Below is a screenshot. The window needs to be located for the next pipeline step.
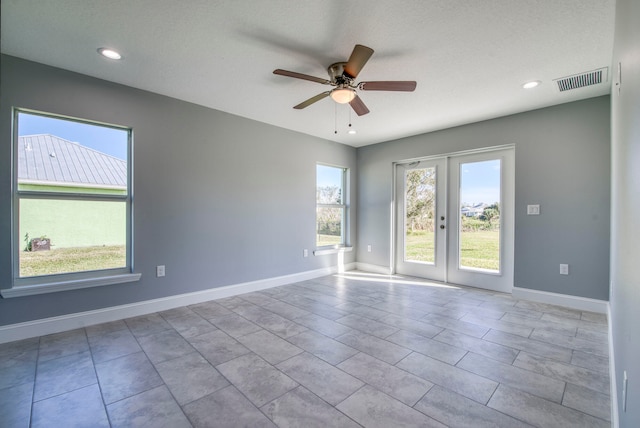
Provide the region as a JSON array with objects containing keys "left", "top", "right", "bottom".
[
  {"left": 316, "top": 164, "right": 348, "bottom": 248},
  {"left": 3, "top": 109, "right": 138, "bottom": 297}
]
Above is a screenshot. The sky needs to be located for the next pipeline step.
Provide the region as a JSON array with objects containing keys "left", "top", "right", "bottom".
[
  {"left": 460, "top": 159, "right": 501, "bottom": 205},
  {"left": 317, "top": 164, "right": 343, "bottom": 188},
  {"left": 18, "top": 112, "right": 128, "bottom": 160},
  {"left": 18, "top": 112, "right": 497, "bottom": 203}
]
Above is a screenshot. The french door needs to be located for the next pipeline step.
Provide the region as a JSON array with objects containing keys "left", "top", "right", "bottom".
[{"left": 395, "top": 148, "right": 514, "bottom": 293}]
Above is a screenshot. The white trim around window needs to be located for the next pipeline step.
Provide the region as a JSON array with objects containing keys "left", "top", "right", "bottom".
[{"left": 6, "top": 108, "right": 138, "bottom": 297}]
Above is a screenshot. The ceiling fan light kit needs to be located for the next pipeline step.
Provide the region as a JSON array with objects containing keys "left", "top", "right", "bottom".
[
  {"left": 330, "top": 87, "right": 356, "bottom": 104},
  {"left": 273, "top": 44, "right": 417, "bottom": 116}
]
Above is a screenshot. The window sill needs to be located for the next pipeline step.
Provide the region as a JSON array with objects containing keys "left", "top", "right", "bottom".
[
  {"left": 313, "top": 246, "right": 353, "bottom": 256},
  {"left": 0, "top": 273, "right": 142, "bottom": 298}
]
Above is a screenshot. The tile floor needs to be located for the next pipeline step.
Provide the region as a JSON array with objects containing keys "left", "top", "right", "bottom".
[{"left": 0, "top": 272, "right": 611, "bottom": 427}]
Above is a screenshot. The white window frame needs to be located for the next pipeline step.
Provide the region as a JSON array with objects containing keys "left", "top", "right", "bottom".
[
  {"left": 1, "top": 108, "right": 140, "bottom": 298},
  {"left": 315, "top": 163, "right": 349, "bottom": 251}
]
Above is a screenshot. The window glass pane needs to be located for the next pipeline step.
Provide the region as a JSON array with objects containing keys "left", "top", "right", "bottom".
[
  {"left": 19, "top": 199, "right": 127, "bottom": 277},
  {"left": 17, "top": 112, "right": 128, "bottom": 194},
  {"left": 316, "top": 207, "right": 343, "bottom": 247},
  {"left": 15, "top": 110, "right": 131, "bottom": 281},
  {"left": 459, "top": 159, "right": 501, "bottom": 271},
  {"left": 316, "top": 164, "right": 343, "bottom": 204},
  {"left": 316, "top": 164, "right": 346, "bottom": 247},
  {"left": 404, "top": 167, "right": 436, "bottom": 264}
]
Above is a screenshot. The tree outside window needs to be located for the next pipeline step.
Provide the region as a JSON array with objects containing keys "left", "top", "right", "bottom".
[{"left": 316, "top": 164, "right": 347, "bottom": 247}]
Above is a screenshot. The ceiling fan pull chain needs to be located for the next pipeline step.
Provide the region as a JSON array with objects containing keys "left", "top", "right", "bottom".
[
  {"left": 348, "top": 108, "right": 356, "bottom": 134},
  {"left": 334, "top": 102, "right": 338, "bottom": 134}
]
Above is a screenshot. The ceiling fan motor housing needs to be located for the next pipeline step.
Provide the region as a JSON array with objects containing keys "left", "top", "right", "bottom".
[{"left": 328, "top": 62, "right": 353, "bottom": 86}]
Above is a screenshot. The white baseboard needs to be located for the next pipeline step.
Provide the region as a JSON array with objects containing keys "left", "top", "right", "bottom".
[
  {"left": 608, "top": 303, "right": 619, "bottom": 427},
  {"left": 355, "top": 262, "right": 392, "bottom": 275},
  {"left": 0, "top": 263, "right": 356, "bottom": 344},
  {"left": 512, "top": 287, "right": 608, "bottom": 314}
]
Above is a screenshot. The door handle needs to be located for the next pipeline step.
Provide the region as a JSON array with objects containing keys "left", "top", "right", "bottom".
[{"left": 440, "top": 225, "right": 445, "bottom": 229}]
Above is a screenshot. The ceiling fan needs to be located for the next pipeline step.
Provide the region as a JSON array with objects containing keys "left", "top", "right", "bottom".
[{"left": 273, "top": 44, "right": 416, "bottom": 116}]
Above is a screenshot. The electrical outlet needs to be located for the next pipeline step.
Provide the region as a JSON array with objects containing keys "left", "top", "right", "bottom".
[
  {"left": 367, "top": 244, "right": 372, "bottom": 252},
  {"left": 156, "top": 265, "right": 165, "bottom": 277},
  {"left": 303, "top": 249, "right": 308, "bottom": 258},
  {"left": 559, "top": 264, "right": 569, "bottom": 275}
]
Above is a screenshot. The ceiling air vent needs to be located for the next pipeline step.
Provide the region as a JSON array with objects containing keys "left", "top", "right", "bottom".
[{"left": 554, "top": 67, "right": 608, "bottom": 92}]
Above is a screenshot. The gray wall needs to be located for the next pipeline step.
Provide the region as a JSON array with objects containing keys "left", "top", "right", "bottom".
[
  {"left": 357, "top": 97, "right": 610, "bottom": 301},
  {"left": 0, "top": 55, "right": 356, "bottom": 326},
  {"left": 610, "top": 0, "right": 640, "bottom": 424}
]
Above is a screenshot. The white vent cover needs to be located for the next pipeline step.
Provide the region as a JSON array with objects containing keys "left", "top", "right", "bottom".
[{"left": 554, "top": 67, "right": 608, "bottom": 92}]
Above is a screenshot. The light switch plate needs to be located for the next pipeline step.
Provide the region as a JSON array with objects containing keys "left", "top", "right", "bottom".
[{"left": 527, "top": 205, "right": 540, "bottom": 215}]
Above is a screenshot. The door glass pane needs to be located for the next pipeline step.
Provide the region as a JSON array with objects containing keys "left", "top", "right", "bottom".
[
  {"left": 19, "top": 199, "right": 127, "bottom": 277},
  {"left": 404, "top": 167, "right": 436, "bottom": 263},
  {"left": 459, "top": 159, "right": 501, "bottom": 271}
]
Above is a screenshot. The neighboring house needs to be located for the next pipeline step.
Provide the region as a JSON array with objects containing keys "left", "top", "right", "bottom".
[
  {"left": 461, "top": 203, "right": 488, "bottom": 217},
  {"left": 18, "top": 134, "right": 127, "bottom": 249}
]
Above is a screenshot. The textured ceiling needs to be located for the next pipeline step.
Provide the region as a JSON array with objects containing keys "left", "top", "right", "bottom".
[{"left": 1, "top": 0, "right": 615, "bottom": 147}]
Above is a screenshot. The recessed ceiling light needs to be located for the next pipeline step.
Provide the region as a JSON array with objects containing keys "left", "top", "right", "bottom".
[
  {"left": 98, "top": 48, "right": 122, "bottom": 60},
  {"left": 522, "top": 80, "right": 541, "bottom": 89},
  {"left": 348, "top": 129, "right": 357, "bottom": 135}
]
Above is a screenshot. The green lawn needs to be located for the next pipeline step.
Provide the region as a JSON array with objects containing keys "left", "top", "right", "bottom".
[
  {"left": 405, "top": 231, "right": 435, "bottom": 263},
  {"left": 20, "top": 245, "right": 126, "bottom": 277},
  {"left": 20, "top": 231, "right": 499, "bottom": 277},
  {"left": 459, "top": 230, "right": 500, "bottom": 270},
  {"left": 317, "top": 234, "right": 342, "bottom": 247},
  {"left": 405, "top": 230, "right": 499, "bottom": 270}
]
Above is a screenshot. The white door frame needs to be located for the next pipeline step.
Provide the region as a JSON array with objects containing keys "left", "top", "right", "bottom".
[
  {"left": 394, "top": 158, "right": 448, "bottom": 281},
  {"left": 391, "top": 145, "right": 515, "bottom": 293}
]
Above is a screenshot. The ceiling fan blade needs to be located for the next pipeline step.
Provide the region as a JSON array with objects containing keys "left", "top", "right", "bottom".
[
  {"left": 359, "top": 81, "right": 417, "bottom": 91},
  {"left": 274, "top": 69, "right": 330, "bottom": 85},
  {"left": 349, "top": 95, "right": 370, "bottom": 116},
  {"left": 293, "top": 91, "right": 331, "bottom": 109},
  {"left": 344, "top": 44, "right": 374, "bottom": 78}
]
